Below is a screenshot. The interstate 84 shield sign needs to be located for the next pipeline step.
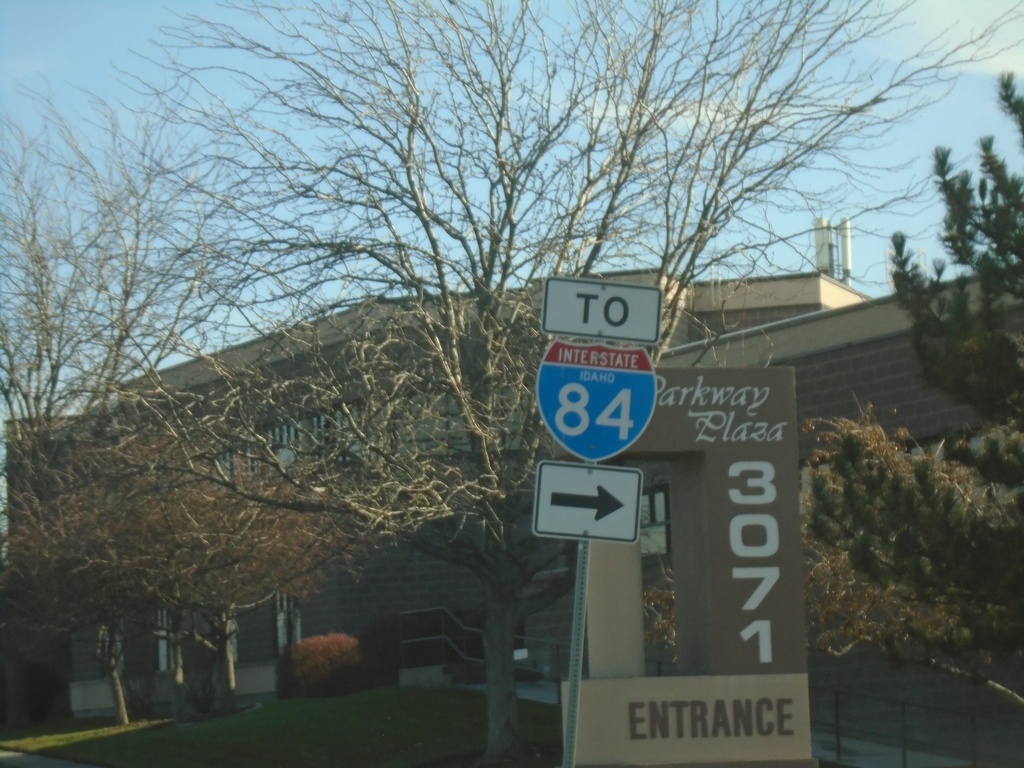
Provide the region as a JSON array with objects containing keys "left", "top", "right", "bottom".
[{"left": 536, "top": 340, "right": 656, "bottom": 462}]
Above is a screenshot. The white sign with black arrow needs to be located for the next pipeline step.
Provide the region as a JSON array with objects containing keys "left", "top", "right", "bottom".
[{"left": 533, "top": 461, "right": 642, "bottom": 544}]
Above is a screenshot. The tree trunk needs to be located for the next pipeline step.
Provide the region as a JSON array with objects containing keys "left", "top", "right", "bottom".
[
  {"left": 170, "top": 613, "right": 186, "bottom": 723},
  {"left": 106, "top": 657, "right": 129, "bottom": 726},
  {"left": 480, "top": 584, "right": 524, "bottom": 764},
  {"left": 218, "top": 613, "right": 237, "bottom": 712},
  {"left": 96, "top": 625, "right": 128, "bottom": 725}
]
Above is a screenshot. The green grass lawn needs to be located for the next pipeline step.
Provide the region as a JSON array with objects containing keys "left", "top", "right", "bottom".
[
  {"left": 0, "top": 687, "right": 850, "bottom": 768},
  {"left": 0, "top": 687, "right": 562, "bottom": 768}
]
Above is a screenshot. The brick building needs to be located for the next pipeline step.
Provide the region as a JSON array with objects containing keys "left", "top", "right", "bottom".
[{"left": 63, "top": 270, "right": 1001, "bottom": 721}]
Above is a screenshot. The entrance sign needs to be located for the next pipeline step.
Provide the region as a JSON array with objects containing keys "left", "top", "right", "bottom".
[
  {"left": 534, "top": 461, "right": 642, "bottom": 543},
  {"left": 536, "top": 340, "right": 656, "bottom": 462},
  {"left": 542, "top": 277, "right": 663, "bottom": 343},
  {"left": 569, "top": 366, "right": 817, "bottom": 768},
  {"left": 566, "top": 674, "right": 812, "bottom": 766}
]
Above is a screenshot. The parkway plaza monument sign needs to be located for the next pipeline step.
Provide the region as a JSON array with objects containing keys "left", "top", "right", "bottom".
[
  {"left": 534, "top": 277, "right": 817, "bottom": 768},
  {"left": 574, "top": 365, "right": 817, "bottom": 768}
]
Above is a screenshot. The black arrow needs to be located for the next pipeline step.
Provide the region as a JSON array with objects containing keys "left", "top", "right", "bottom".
[{"left": 550, "top": 486, "right": 624, "bottom": 521}]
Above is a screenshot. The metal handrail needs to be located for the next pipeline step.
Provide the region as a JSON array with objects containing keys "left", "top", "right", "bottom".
[
  {"left": 398, "top": 606, "right": 668, "bottom": 682},
  {"left": 399, "top": 607, "right": 485, "bottom": 669},
  {"left": 809, "top": 684, "right": 1024, "bottom": 768}
]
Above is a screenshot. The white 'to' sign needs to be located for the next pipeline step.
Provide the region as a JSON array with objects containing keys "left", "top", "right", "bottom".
[{"left": 542, "top": 277, "right": 662, "bottom": 344}]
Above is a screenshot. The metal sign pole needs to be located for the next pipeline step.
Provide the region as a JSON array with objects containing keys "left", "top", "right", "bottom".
[
  {"left": 562, "top": 538, "right": 590, "bottom": 768},
  {"left": 536, "top": 278, "right": 664, "bottom": 768}
]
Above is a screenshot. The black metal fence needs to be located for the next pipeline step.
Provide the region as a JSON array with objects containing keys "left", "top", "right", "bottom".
[
  {"left": 398, "top": 611, "right": 1023, "bottom": 767},
  {"left": 810, "top": 686, "right": 1024, "bottom": 768},
  {"left": 398, "top": 607, "right": 485, "bottom": 669},
  {"left": 398, "top": 607, "right": 565, "bottom": 683}
]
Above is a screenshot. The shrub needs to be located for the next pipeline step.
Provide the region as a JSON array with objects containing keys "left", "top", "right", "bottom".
[{"left": 276, "top": 634, "right": 366, "bottom": 699}]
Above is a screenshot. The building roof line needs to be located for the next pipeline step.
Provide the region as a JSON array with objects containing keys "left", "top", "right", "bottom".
[{"left": 663, "top": 290, "right": 904, "bottom": 363}]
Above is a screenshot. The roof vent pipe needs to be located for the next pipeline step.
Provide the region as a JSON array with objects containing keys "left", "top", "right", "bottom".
[
  {"left": 812, "top": 217, "right": 854, "bottom": 285},
  {"left": 838, "top": 218, "right": 853, "bottom": 284},
  {"left": 814, "top": 218, "right": 832, "bottom": 273}
]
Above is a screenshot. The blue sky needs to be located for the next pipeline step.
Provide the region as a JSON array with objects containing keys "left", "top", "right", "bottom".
[{"left": 3, "top": 0, "right": 1024, "bottom": 297}]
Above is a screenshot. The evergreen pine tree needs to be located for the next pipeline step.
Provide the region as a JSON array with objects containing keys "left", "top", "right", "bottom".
[{"left": 807, "top": 75, "right": 1024, "bottom": 705}]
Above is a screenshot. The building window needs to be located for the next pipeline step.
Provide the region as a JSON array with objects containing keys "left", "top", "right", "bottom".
[
  {"left": 269, "top": 422, "right": 300, "bottom": 466},
  {"left": 310, "top": 411, "right": 336, "bottom": 461},
  {"left": 97, "top": 623, "right": 124, "bottom": 675},
  {"left": 310, "top": 413, "right": 328, "bottom": 446},
  {"left": 156, "top": 608, "right": 174, "bottom": 672},
  {"left": 275, "top": 593, "right": 301, "bottom": 654},
  {"left": 640, "top": 486, "right": 669, "bottom": 557},
  {"left": 215, "top": 449, "right": 235, "bottom": 479}
]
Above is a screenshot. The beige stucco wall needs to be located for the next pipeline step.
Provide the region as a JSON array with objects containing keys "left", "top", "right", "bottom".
[{"left": 689, "top": 274, "right": 865, "bottom": 314}]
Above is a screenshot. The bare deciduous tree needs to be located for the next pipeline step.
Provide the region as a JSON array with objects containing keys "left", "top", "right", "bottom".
[
  {"left": 126, "top": 436, "right": 346, "bottom": 720},
  {"left": 147, "top": 1, "right": 1012, "bottom": 759},
  {"left": 0, "top": 102, "right": 216, "bottom": 724}
]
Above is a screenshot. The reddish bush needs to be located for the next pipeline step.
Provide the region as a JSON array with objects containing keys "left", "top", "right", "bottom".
[{"left": 276, "top": 634, "right": 366, "bottom": 699}]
